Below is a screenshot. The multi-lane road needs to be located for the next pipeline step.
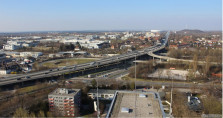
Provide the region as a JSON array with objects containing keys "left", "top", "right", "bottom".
[{"left": 0, "top": 32, "right": 170, "bottom": 87}]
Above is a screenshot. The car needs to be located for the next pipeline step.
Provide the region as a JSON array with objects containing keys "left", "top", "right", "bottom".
[
  {"left": 103, "top": 75, "right": 108, "bottom": 77},
  {"left": 0, "top": 77, "right": 5, "bottom": 79},
  {"left": 90, "top": 62, "right": 96, "bottom": 65},
  {"left": 25, "top": 76, "right": 30, "bottom": 79},
  {"left": 193, "top": 81, "right": 198, "bottom": 84},
  {"left": 17, "top": 78, "right": 21, "bottom": 80},
  {"left": 66, "top": 81, "right": 72, "bottom": 84},
  {"left": 49, "top": 69, "right": 53, "bottom": 71}
]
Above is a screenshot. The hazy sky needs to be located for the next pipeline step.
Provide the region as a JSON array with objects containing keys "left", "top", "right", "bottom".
[{"left": 0, "top": 0, "right": 221, "bottom": 32}]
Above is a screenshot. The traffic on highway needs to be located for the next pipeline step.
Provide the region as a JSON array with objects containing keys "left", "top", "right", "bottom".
[{"left": 0, "top": 32, "right": 170, "bottom": 86}]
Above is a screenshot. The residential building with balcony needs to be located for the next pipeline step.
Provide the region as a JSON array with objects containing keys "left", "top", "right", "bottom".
[{"left": 48, "top": 88, "right": 81, "bottom": 117}]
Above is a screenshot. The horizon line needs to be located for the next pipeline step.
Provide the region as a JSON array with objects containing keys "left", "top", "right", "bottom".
[{"left": 0, "top": 29, "right": 222, "bottom": 34}]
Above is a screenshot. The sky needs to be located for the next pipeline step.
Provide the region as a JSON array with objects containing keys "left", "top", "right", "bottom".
[{"left": 0, "top": 0, "right": 222, "bottom": 32}]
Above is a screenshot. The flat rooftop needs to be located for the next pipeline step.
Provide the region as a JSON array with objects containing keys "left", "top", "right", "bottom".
[
  {"left": 49, "top": 88, "right": 80, "bottom": 96},
  {"left": 107, "top": 91, "right": 164, "bottom": 118}
]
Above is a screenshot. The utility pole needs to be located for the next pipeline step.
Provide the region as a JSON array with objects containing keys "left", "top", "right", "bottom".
[
  {"left": 170, "top": 76, "right": 173, "bottom": 117},
  {"left": 97, "top": 79, "right": 100, "bottom": 118},
  {"left": 134, "top": 54, "right": 137, "bottom": 118},
  {"left": 135, "top": 54, "right": 136, "bottom": 90}
]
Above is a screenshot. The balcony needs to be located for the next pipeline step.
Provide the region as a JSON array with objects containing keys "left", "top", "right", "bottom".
[{"left": 69, "top": 98, "right": 74, "bottom": 101}]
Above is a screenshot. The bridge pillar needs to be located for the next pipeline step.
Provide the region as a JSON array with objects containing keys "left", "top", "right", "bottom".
[{"left": 152, "top": 56, "right": 155, "bottom": 65}]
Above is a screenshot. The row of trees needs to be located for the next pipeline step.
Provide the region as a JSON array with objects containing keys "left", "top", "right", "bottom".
[
  {"left": 168, "top": 48, "right": 222, "bottom": 64},
  {"left": 128, "top": 60, "right": 154, "bottom": 78},
  {"left": 90, "top": 79, "right": 135, "bottom": 90},
  {"left": 13, "top": 104, "right": 53, "bottom": 117},
  {"left": 59, "top": 42, "right": 81, "bottom": 51},
  {"left": 166, "top": 89, "right": 221, "bottom": 117},
  {"left": 170, "top": 91, "right": 198, "bottom": 117},
  {"left": 128, "top": 56, "right": 220, "bottom": 81},
  {"left": 0, "top": 82, "right": 57, "bottom": 117}
]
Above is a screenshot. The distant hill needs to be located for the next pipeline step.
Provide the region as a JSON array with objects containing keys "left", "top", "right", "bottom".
[{"left": 177, "top": 29, "right": 205, "bottom": 34}]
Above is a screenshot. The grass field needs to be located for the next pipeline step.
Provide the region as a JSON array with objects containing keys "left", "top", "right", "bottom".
[{"left": 42, "top": 58, "right": 97, "bottom": 68}]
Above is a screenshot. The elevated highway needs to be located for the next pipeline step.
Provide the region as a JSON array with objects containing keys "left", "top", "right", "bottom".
[{"left": 0, "top": 32, "right": 170, "bottom": 87}]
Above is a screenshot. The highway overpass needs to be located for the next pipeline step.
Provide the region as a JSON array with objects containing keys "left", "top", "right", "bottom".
[
  {"left": 0, "top": 32, "right": 170, "bottom": 87},
  {"left": 148, "top": 51, "right": 221, "bottom": 66}
]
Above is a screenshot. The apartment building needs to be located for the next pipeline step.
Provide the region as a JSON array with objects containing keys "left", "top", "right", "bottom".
[{"left": 48, "top": 88, "right": 81, "bottom": 117}]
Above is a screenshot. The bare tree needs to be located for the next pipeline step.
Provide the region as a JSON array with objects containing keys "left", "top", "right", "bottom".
[
  {"left": 157, "top": 69, "right": 163, "bottom": 80},
  {"left": 192, "top": 54, "right": 198, "bottom": 77},
  {"left": 203, "top": 55, "right": 210, "bottom": 79},
  {"left": 13, "top": 107, "right": 29, "bottom": 117},
  {"left": 166, "top": 69, "right": 172, "bottom": 80}
]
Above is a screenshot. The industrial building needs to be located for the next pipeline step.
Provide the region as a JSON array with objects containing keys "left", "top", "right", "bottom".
[
  {"left": 48, "top": 88, "right": 81, "bottom": 117},
  {"left": 19, "top": 52, "right": 43, "bottom": 58},
  {"left": 3, "top": 40, "right": 37, "bottom": 50},
  {"left": 60, "top": 38, "right": 109, "bottom": 49},
  {"left": 106, "top": 91, "right": 165, "bottom": 118}
]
